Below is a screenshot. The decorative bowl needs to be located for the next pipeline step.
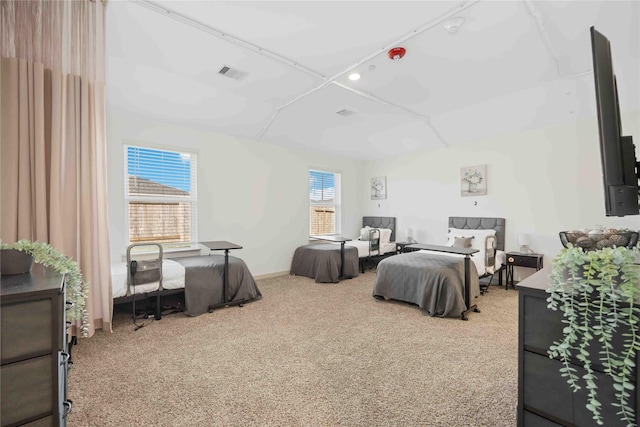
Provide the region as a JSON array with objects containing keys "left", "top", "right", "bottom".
[{"left": 559, "top": 230, "right": 639, "bottom": 251}]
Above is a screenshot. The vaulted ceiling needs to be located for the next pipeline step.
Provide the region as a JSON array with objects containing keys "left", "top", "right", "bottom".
[{"left": 106, "top": 1, "right": 640, "bottom": 160}]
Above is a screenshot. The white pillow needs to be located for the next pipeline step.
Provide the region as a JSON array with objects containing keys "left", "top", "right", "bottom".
[
  {"left": 359, "top": 226, "right": 372, "bottom": 241},
  {"left": 378, "top": 228, "right": 392, "bottom": 244}
]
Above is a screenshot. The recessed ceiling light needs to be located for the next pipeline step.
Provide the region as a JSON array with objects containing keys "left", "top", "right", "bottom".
[{"left": 348, "top": 72, "right": 361, "bottom": 81}]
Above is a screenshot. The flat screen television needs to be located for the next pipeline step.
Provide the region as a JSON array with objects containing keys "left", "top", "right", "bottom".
[{"left": 590, "top": 26, "right": 639, "bottom": 217}]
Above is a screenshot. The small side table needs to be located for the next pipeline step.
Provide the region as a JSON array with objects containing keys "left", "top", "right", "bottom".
[{"left": 505, "top": 252, "right": 543, "bottom": 290}]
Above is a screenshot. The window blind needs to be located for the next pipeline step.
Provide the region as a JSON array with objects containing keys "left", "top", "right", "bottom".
[
  {"left": 309, "top": 169, "right": 340, "bottom": 236},
  {"left": 126, "top": 146, "right": 197, "bottom": 245}
]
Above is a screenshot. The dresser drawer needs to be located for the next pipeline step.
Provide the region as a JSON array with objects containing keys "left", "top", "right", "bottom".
[
  {"left": 522, "top": 294, "right": 564, "bottom": 351},
  {"left": 508, "top": 254, "right": 541, "bottom": 268},
  {"left": 1, "top": 299, "right": 58, "bottom": 361},
  {"left": 523, "top": 410, "right": 563, "bottom": 426},
  {"left": 1, "top": 355, "right": 54, "bottom": 425},
  {"left": 523, "top": 352, "right": 574, "bottom": 423}
]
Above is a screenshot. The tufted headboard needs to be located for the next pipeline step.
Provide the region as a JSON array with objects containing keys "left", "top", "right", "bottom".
[
  {"left": 363, "top": 216, "right": 396, "bottom": 242},
  {"left": 448, "top": 217, "right": 505, "bottom": 251}
]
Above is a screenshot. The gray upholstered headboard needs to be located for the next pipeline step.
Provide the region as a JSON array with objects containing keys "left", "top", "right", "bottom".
[
  {"left": 363, "top": 216, "right": 396, "bottom": 242},
  {"left": 448, "top": 217, "right": 505, "bottom": 251}
]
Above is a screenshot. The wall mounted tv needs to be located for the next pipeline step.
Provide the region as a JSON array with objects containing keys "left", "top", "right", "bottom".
[{"left": 591, "top": 26, "right": 639, "bottom": 217}]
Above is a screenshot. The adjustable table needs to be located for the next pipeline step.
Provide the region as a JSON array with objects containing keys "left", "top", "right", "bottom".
[
  {"left": 200, "top": 241, "right": 243, "bottom": 310},
  {"left": 310, "top": 235, "right": 352, "bottom": 280}
]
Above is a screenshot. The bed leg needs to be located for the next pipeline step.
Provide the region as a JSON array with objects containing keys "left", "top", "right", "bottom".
[{"left": 155, "top": 294, "right": 161, "bottom": 320}]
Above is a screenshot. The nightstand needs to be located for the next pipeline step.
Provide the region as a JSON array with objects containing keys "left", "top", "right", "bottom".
[
  {"left": 505, "top": 252, "right": 543, "bottom": 289},
  {"left": 395, "top": 242, "right": 416, "bottom": 254}
]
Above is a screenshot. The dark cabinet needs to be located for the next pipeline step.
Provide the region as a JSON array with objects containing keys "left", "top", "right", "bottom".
[
  {"left": 518, "top": 268, "right": 640, "bottom": 426},
  {"left": 1, "top": 264, "right": 71, "bottom": 426}
]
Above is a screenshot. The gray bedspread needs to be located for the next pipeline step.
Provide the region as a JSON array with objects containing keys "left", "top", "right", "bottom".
[
  {"left": 290, "top": 244, "right": 359, "bottom": 283},
  {"left": 174, "top": 255, "right": 262, "bottom": 316},
  {"left": 372, "top": 252, "right": 480, "bottom": 318}
]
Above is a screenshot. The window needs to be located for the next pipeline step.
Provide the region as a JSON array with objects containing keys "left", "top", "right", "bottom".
[
  {"left": 309, "top": 169, "right": 341, "bottom": 236},
  {"left": 125, "top": 145, "right": 197, "bottom": 246}
]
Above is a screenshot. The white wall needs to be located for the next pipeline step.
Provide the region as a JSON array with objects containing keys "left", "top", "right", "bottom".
[
  {"left": 361, "top": 111, "right": 640, "bottom": 280},
  {"left": 107, "top": 110, "right": 364, "bottom": 276},
  {"left": 107, "top": 108, "right": 640, "bottom": 279}
]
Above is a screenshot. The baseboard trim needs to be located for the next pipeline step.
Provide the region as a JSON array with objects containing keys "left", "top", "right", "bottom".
[{"left": 254, "top": 270, "right": 290, "bottom": 280}]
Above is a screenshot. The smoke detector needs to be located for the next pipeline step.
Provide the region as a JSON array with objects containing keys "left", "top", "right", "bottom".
[{"left": 444, "top": 17, "right": 465, "bottom": 34}]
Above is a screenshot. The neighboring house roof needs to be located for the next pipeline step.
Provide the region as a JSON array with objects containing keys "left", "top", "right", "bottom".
[{"left": 128, "top": 175, "right": 189, "bottom": 197}]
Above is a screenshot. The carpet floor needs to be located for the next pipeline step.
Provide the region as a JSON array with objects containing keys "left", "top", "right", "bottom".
[{"left": 67, "top": 271, "right": 519, "bottom": 426}]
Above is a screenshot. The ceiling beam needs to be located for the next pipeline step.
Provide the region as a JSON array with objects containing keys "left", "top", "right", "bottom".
[
  {"left": 333, "top": 82, "right": 448, "bottom": 147},
  {"left": 133, "top": 0, "right": 474, "bottom": 148},
  {"left": 522, "top": 0, "right": 592, "bottom": 79},
  {"left": 259, "top": 0, "right": 480, "bottom": 141},
  {"left": 131, "top": 0, "right": 326, "bottom": 80}
]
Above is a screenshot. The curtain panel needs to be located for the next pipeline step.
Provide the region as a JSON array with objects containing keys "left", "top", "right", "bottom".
[{"left": 0, "top": 0, "right": 112, "bottom": 335}]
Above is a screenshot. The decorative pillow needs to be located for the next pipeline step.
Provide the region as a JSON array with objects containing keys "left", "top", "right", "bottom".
[
  {"left": 359, "top": 226, "right": 372, "bottom": 241},
  {"left": 452, "top": 236, "right": 473, "bottom": 249},
  {"left": 446, "top": 228, "right": 496, "bottom": 248}
]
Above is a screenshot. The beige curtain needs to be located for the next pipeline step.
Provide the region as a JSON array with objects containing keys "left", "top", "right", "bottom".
[{"left": 0, "top": 0, "right": 112, "bottom": 335}]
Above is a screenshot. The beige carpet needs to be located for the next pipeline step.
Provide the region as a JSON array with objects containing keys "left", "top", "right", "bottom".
[{"left": 67, "top": 271, "right": 519, "bottom": 426}]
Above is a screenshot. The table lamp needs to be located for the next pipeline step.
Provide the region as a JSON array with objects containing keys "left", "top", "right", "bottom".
[
  {"left": 518, "top": 233, "right": 531, "bottom": 253},
  {"left": 406, "top": 228, "right": 415, "bottom": 243}
]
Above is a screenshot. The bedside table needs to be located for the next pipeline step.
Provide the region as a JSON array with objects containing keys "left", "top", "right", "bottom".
[
  {"left": 505, "top": 252, "right": 543, "bottom": 290},
  {"left": 395, "top": 242, "right": 417, "bottom": 254}
]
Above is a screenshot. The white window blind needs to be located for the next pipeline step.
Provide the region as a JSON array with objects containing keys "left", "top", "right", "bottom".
[
  {"left": 309, "top": 169, "right": 340, "bottom": 236},
  {"left": 125, "top": 145, "right": 197, "bottom": 246}
]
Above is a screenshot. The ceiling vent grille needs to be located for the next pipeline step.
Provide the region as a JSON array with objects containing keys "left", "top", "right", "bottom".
[
  {"left": 218, "top": 65, "right": 248, "bottom": 81},
  {"left": 336, "top": 107, "right": 357, "bottom": 117}
]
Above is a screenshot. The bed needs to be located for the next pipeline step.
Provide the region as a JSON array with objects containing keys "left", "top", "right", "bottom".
[
  {"left": 112, "top": 244, "right": 261, "bottom": 319},
  {"left": 348, "top": 216, "right": 397, "bottom": 272},
  {"left": 289, "top": 216, "right": 396, "bottom": 283},
  {"left": 372, "top": 216, "right": 506, "bottom": 320}
]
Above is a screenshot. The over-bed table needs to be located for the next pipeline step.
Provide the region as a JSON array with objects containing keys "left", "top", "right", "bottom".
[{"left": 310, "top": 235, "right": 353, "bottom": 280}]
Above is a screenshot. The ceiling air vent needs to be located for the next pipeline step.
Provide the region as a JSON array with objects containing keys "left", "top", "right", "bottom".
[
  {"left": 336, "top": 107, "right": 357, "bottom": 117},
  {"left": 218, "top": 65, "right": 248, "bottom": 81}
]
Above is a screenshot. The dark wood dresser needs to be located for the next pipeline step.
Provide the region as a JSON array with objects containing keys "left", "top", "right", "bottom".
[
  {"left": 518, "top": 267, "right": 640, "bottom": 426},
  {"left": 1, "top": 264, "right": 72, "bottom": 426}
]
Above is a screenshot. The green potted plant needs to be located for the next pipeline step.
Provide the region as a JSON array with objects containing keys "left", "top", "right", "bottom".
[
  {"left": 1, "top": 240, "right": 89, "bottom": 337},
  {"left": 547, "top": 244, "right": 640, "bottom": 426}
]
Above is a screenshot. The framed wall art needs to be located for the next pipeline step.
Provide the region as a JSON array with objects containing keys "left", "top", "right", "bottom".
[
  {"left": 460, "top": 165, "right": 487, "bottom": 196},
  {"left": 371, "top": 176, "right": 387, "bottom": 200}
]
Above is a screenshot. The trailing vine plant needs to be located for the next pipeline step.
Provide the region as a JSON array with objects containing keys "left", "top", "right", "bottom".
[
  {"left": 547, "top": 245, "right": 640, "bottom": 427},
  {"left": 1, "top": 240, "right": 90, "bottom": 337}
]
